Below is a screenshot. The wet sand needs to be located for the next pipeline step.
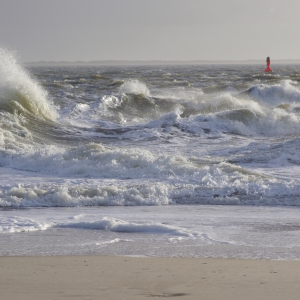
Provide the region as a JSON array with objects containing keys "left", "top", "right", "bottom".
[{"left": 1, "top": 256, "right": 300, "bottom": 300}]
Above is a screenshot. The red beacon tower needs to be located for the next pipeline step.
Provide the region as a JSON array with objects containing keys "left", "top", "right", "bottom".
[{"left": 264, "top": 57, "right": 273, "bottom": 72}]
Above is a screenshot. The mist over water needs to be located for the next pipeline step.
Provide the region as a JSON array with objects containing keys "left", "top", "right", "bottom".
[{"left": 1, "top": 50, "right": 300, "bottom": 208}]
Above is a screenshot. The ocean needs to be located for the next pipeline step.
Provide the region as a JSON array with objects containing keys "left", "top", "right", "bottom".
[{"left": 1, "top": 49, "right": 300, "bottom": 259}]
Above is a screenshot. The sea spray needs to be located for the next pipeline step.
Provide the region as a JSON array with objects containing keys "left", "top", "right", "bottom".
[{"left": 0, "top": 48, "right": 57, "bottom": 120}]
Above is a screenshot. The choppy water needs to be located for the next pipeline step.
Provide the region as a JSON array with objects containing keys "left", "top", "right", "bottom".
[{"left": 1, "top": 48, "right": 300, "bottom": 258}]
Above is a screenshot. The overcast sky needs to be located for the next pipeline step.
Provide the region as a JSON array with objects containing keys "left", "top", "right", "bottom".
[{"left": 0, "top": 0, "right": 299, "bottom": 62}]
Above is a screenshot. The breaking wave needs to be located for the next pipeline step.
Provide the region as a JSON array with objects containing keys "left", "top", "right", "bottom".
[{"left": 0, "top": 48, "right": 57, "bottom": 120}]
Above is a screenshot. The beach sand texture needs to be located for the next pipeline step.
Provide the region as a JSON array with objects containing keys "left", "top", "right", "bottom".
[{"left": 1, "top": 256, "right": 300, "bottom": 300}]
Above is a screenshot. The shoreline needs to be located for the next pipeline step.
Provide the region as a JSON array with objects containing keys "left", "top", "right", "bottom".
[{"left": 1, "top": 256, "right": 300, "bottom": 299}]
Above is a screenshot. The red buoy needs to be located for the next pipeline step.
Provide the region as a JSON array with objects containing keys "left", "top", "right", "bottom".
[{"left": 264, "top": 56, "right": 272, "bottom": 72}]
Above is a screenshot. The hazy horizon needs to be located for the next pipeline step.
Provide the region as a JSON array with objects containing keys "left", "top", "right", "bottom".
[
  {"left": 1, "top": 0, "right": 299, "bottom": 62},
  {"left": 24, "top": 59, "right": 300, "bottom": 67}
]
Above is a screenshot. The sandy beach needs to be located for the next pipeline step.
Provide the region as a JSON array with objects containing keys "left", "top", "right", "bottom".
[{"left": 0, "top": 256, "right": 299, "bottom": 300}]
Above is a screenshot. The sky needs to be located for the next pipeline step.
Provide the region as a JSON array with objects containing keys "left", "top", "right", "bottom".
[{"left": 0, "top": 0, "right": 299, "bottom": 62}]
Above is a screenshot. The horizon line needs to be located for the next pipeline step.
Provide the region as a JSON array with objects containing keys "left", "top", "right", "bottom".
[{"left": 24, "top": 59, "right": 300, "bottom": 66}]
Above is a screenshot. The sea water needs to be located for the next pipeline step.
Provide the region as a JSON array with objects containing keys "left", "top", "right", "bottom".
[{"left": 1, "top": 48, "right": 300, "bottom": 259}]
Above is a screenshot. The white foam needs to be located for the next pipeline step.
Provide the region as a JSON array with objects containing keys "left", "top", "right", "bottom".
[
  {"left": 59, "top": 217, "right": 193, "bottom": 237},
  {"left": 0, "top": 212, "right": 194, "bottom": 237},
  {"left": 101, "top": 95, "right": 122, "bottom": 108},
  {"left": 0, "top": 216, "right": 51, "bottom": 233},
  {"left": 95, "top": 238, "right": 130, "bottom": 246},
  {"left": 1, "top": 154, "right": 300, "bottom": 207},
  {"left": 1, "top": 181, "right": 172, "bottom": 207}
]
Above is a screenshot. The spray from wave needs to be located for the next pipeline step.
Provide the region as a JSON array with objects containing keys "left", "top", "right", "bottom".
[
  {"left": 119, "top": 79, "right": 150, "bottom": 96},
  {"left": 0, "top": 48, "right": 57, "bottom": 120}
]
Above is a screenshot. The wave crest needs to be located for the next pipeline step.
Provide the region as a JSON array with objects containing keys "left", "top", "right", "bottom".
[
  {"left": 0, "top": 48, "right": 57, "bottom": 120},
  {"left": 119, "top": 79, "right": 150, "bottom": 97}
]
